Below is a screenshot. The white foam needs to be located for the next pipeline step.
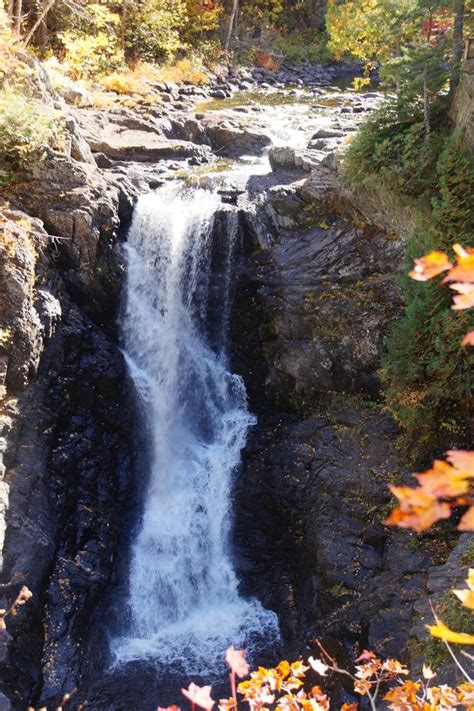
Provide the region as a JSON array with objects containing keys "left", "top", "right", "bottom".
[{"left": 113, "top": 184, "right": 279, "bottom": 673}]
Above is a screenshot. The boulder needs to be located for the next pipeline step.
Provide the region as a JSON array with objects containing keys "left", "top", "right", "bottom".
[
  {"left": 78, "top": 117, "right": 211, "bottom": 162},
  {"left": 203, "top": 121, "right": 272, "bottom": 157},
  {"left": 58, "top": 80, "right": 93, "bottom": 107},
  {"left": 312, "top": 128, "right": 345, "bottom": 139},
  {"left": 268, "top": 146, "right": 321, "bottom": 172}
]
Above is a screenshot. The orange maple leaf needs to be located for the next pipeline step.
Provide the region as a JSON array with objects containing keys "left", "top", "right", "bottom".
[
  {"left": 409, "top": 251, "right": 452, "bottom": 281},
  {"left": 461, "top": 330, "right": 474, "bottom": 346},
  {"left": 443, "top": 244, "right": 474, "bottom": 284},
  {"left": 385, "top": 486, "right": 451, "bottom": 531},
  {"left": 459, "top": 506, "right": 474, "bottom": 531},
  {"left": 450, "top": 282, "right": 474, "bottom": 310},
  {"left": 414, "top": 459, "right": 471, "bottom": 498},
  {"left": 446, "top": 450, "right": 474, "bottom": 475}
]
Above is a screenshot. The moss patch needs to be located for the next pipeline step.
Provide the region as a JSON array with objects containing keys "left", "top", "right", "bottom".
[{"left": 195, "top": 89, "right": 312, "bottom": 112}]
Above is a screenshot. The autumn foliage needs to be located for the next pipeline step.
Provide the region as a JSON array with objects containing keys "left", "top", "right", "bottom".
[
  {"left": 386, "top": 243, "right": 474, "bottom": 534},
  {"left": 155, "top": 642, "right": 474, "bottom": 711},
  {"left": 254, "top": 51, "right": 280, "bottom": 72},
  {"left": 409, "top": 245, "right": 474, "bottom": 328},
  {"left": 385, "top": 450, "right": 473, "bottom": 532}
]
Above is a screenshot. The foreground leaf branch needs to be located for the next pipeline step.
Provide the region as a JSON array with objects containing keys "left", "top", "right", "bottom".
[{"left": 153, "top": 644, "right": 474, "bottom": 711}]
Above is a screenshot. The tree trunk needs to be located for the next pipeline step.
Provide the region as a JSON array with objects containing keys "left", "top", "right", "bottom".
[
  {"left": 14, "top": 0, "right": 22, "bottom": 35},
  {"left": 7, "top": 0, "right": 14, "bottom": 23},
  {"left": 121, "top": 0, "right": 127, "bottom": 53},
  {"left": 449, "top": 0, "right": 464, "bottom": 94},
  {"left": 423, "top": 69, "right": 431, "bottom": 138},
  {"left": 224, "top": 0, "right": 239, "bottom": 52},
  {"left": 23, "top": 0, "right": 56, "bottom": 46},
  {"left": 35, "top": 0, "right": 50, "bottom": 46}
]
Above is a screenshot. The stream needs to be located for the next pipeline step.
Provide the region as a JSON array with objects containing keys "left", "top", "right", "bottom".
[{"left": 82, "top": 84, "right": 382, "bottom": 708}]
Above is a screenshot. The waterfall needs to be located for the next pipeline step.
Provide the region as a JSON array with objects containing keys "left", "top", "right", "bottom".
[{"left": 113, "top": 183, "right": 278, "bottom": 674}]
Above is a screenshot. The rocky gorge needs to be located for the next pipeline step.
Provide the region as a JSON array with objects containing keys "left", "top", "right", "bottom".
[{"left": 0, "top": 57, "right": 472, "bottom": 710}]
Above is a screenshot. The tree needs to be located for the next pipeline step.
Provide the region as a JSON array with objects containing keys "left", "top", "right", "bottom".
[
  {"left": 326, "top": 0, "right": 419, "bottom": 76},
  {"left": 123, "top": 0, "right": 188, "bottom": 63},
  {"left": 23, "top": 0, "right": 57, "bottom": 47},
  {"left": 382, "top": 41, "right": 448, "bottom": 134},
  {"left": 449, "top": 0, "right": 465, "bottom": 93},
  {"left": 224, "top": 0, "right": 239, "bottom": 51},
  {"left": 327, "top": 0, "right": 464, "bottom": 108}
]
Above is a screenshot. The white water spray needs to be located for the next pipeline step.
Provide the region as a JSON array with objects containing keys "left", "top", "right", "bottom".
[{"left": 113, "top": 183, "right": 278, "bottom": 673}]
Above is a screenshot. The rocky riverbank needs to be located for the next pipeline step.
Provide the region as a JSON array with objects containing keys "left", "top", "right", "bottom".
[{"left": 0, "top": 57, "right": 469, "bottom": 709}]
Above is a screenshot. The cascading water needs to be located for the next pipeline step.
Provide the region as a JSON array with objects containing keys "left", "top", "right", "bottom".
[{"left": 113, "top": 183, "right": 279, "bottom": 674}]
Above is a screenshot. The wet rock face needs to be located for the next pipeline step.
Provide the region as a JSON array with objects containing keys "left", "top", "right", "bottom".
[
  {"left": 0, "top": 57, "right": 464, "bottom": 708},
  {"left": 0, "top": 140, "right": 134, "bottom": 705},
  {"left": 233, "top": 166, "right": 404, "bottom": 410},
  {"left": 234, "top": 406, "right": 432, "bottom": 669},
  {"left": 230, "top": 167, "right": 434, "bottom": 689},
  {"left": 0, "top": 302, "right": 132, "bottom": 707},
  {"left": 0, "top": 212, "right": 61, "bottom": 391}
]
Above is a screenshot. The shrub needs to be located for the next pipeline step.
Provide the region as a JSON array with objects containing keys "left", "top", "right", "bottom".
[
  {"left": 343, "top": 99, "right": 447, "bottom": 198},
  {"left": 59, "top": 32, "right": 124, "bottom": 79},
  {"left": 156, "top": 58, "right": 209, "bottom": 85},
  {"left": 0, "top": 86, "right": 62, "bottom": 168},
  {"left": 272, "top": 30, "right": 330, "bottom": 64},
  {"left": 353, "top": 120, "right": 474, "bottom": 460},
  {"left": 99, "top": 73, "right": 149, "bottom": 95}
]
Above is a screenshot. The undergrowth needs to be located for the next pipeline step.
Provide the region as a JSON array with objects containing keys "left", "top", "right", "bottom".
[
  {"left": 0, "top": 19, "right": 63, "bottom": 171},
  {"left": 343, "top": 100, "right": 474, "bottom": 462}
]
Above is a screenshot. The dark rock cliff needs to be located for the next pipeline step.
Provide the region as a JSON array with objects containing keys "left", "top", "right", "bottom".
[
  {"left": 0, "top": 156, "right": 135, "bottom": 706},
  {"left": 230, "top": 162, "right": 466, "bottom": 692}
]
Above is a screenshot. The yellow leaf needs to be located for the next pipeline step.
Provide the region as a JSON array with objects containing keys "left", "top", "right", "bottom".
[
  {"left": 453, "top": 588, "right": 474, "bottom": 610},
  {"left": 276, "top": 661, "right": 291, "bottom": 679},
  {"left": 427, "top": 619, "right": 474, "bottom": 645}
]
